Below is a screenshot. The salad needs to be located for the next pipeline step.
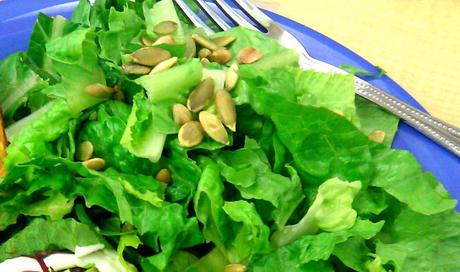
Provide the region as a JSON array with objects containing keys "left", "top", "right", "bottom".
[{"left": 1, "top": 0, "right": 459, "bottom": 271}]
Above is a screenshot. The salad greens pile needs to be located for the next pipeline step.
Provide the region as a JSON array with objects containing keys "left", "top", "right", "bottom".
[{"left": 0, "top": 0, "right": 459, "bottom": 271}]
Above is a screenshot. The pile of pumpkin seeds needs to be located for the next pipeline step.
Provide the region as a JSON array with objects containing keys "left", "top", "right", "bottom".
[
  {"left": 123, "top": 20, "right": 180, "bottom": 75},
  {"left": 122, "top": 20, "right": 266, "bottom": 147},
  {"left": 76, "top": 140, "right": 106, "bottom": 171},
  {"left": 174, "top": 76, "right": 237, "bottom": 148}
]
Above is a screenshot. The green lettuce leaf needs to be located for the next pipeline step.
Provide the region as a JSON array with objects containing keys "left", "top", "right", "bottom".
[
  {"left": 250, "top": 220, "right": 383, "bottom": 271},
  {"left": 27, "top": 13, "right": 78, "bottom": 81},
  {"left": 222, "top": 200, "right": 271, "bottom": 262},
  {"left": 211, "top": 27, "right": 299, "bottom": 69},
  {"left": 217, "top": 138, "right": 304, "bottom": 229},
  {"left": 271, "top": 177, "right": 362, "bottom": 248},
  {"left": 117, "top": 234, "right": 141, "bottom": 272},
  {"left": 5, "top": 27, "right": 107, "bottom": 169},
  {"left": 120, "top": 92, "right": 167, "bottom": 163},
  {"left": 164, "top": 139, "right": 202, "bottom": 205},
  {"left": 98, "top": 6, "right": 144, "bottom": 64},
  {"left": 0, "top": 218, "right": 107, "bottom": 262},
  {"left": 242, "top": 81, "right": 456, "bottom": 215},
  {"left": 355, "top": 96, "right": 399, "bottom": 146},
  {"left": 371, "top": 148, "right": 457, "bottom": 215},
  {"left": 0, "top": 52, "right": 48, "bottom": 124},
  {"left": 143, "top": 0, "right": 185, "bottom": 43},
  {"left": 135, "top": 59, "right": 203, "bottom": 102},
  {"left": 376, "top": 208, "right": 460, "bottom": 272},
  {"left": 194, "top": 160, "right": 270, "bottom": 263},
  {"left": 237, "top": 66, "right": 359, "bottom": 125},
  {"left": 166, "top": 251, "right": 199, "bottom": 272},
  {"left": 78, "top": 100, "right": 159, "bottom": 175}
]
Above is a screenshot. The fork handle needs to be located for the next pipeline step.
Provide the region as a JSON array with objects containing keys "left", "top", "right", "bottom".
[
  {"left": 302, "top": 55, "right": 460, "bottom": 156},
  {"left": 353, "top": 77, "right": 460, "bottom": 156}
]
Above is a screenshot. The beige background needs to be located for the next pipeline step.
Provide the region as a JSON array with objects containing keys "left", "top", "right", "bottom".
[{"left": 254, "top": 0, "right": 460, "bottom": 128}]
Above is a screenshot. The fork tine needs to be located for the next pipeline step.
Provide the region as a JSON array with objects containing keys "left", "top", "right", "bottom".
[
  {"left": 194, "top": 0, "right": 231, "bottom": 31},
  {"left": 174, "top": 0, "right": 215, "bottom": 35},
  {"left": 233, "top": 0, "right": 273, "bottom": 29},
  {"left": 215, "top": 0, "right": 258, "bottom": 30}
]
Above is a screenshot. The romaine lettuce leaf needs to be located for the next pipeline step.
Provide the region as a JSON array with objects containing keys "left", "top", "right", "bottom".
[
  {"left": 135, "top": 59, "right": 203, "bottom": 102},
  {"left": 0, "top": 218, "right": 108, "bottom": 262},
  {"left": 0, "top": 52, "right": 48, "bottom": 125},
  {"left": 143, "top": 0, "right": 185, "bottom": 43},
  {"left": 194, "top": 160, "right": 271, "bottom": 263},
  {"left": 98, "top": 6, "right": 144, "bottom": 64},
  {"left": 212, "top": 27, "right": 299, "bottom": 69},
  {"left": 5, "top": 27, "right": 107, "bottom": 169},
  {"left": 217, "top": 138, "right": 304, "bottom": 229},
  {"left": 120, "top": 92, "right": 167, "bottom": 163},
  {"left": 376, "top": 208, "right": 460, "bottom": 272},
  {"left": 27, "top": 13, "right": 79, "bottom": 81},
  {"left": 78, "top": 100, "right": 159, "bottom": 175},
  {"left": 250, "top": 220, "right": 383, "bottom": 271},
  {"left": 242, "top": 82, "right": 456, "bottom": 215},
  {"left": 355, "top": 96, "right": 399, "bottom": 146},
  {"left": 237, "top": 66, "right": 359, "bottom": 125}
]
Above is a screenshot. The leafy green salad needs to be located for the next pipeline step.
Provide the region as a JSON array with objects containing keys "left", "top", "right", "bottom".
[{"left": 1, "top": 0, "right": 459, "bottom": 271}]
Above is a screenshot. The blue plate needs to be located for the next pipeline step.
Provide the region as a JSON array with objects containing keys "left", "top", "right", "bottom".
[{"left": 1, "top": 0, "right": 459, "bottom": 205}]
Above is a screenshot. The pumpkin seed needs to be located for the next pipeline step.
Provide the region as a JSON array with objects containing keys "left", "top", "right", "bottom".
[
  {"left": 83, "top": 158, "right": 106, "bottom": 171},
  {"left": 172, "top": 103, "right": 193, "bottom": 125},
  {"left": 150, "top": 57, "right": 178, "bottom": 74},
  {"left": 215, "top": 90, "right": 236, "bottom": 132},
  {"left": 368, "top": 130, "right": 386, "bottom": 143},
  {"left": 153, "top": 20, "right": 178, "bottom": 35},
  {"left": 212, "top": 35, "right": 236, "bottom": 47},
  {"left": 209, "top": 48, "right": 232, "bottom": 65},
  {"left": 178, "top": 121, "right": 204, "bottom": 147},
  {"left": 224, "top": 263, "right": 247, "bottom": 272},
  {"left": 200, "top": 58, "right": 210, "bottom": 66},
  {"left": 187, "top": 78, "right": 215, "bottom": 112},
  {"left": 76, "top": 141, "right": 94, "bottom": 161},
  {"left": 152, "top": 35, "right": 175, "bottom": 46},
  {"left": 334, "top": 110, "right": 344, "bottom": 116},
  {"left": 225, "top": 63, "right": 239, "bottom": 91},
  {"left": 131, "top": 47, "right": 171, "bottom": 66},
  {"left": 122, "top": 63, "right": 152, "bottom": 75},
  {"left": 84, "top": 83, "right": 114, "bottom": 98},
  {"left": 89, "top": 112, "right": 97, "bottom": 121},
  {"left": 199, "top": 111, "right": 229, "bottom": 145},
  {"left": 155, "top": 168, "right": 171, "bottom": 184},
  {"left": 113, "top": 85, "right": 125, "bottom": 101},
  {"left": 237, "top": 47, "right": 262, "bottom": 64},
  {"left": 198, "top": 48, "right": 212, "bottom": 59},
  {"left": 184, "top": 36, "right": 197, "bottom": 57},
  {"left": 142, "top": 35, "right": 154, "bottom": 46},
  {"left": 192, "top": 34, "right": 218, "bottom": 50}
]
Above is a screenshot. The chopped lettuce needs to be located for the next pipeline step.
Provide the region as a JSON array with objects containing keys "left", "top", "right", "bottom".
[
  {"left": 98, "top": 6, "right": 144, "bottom": 64},
  {"left": 143, "top": 0, "right": 185, "bottom": 43},
  {"left": 0, "top": 218, "right": 108, "bottom": 262},
  {"left": 0, "top": 52, "right": 48, "bottom": 124},
  {"left": 217, "top": 138, "right": 304, "bottom": 229},
  {"left": 27, "top": 13, "right": 79, "bottom": 81},
  {"left": 120, "top": 92, "right": 168, "bottom": 163},
  {"left": 78, "top": 100, "right": 158, "bottom": 174},
  {"left": 135, "top": 59, "right": 203, "bottom": 102},
  {"left": 271, "top": 177, "right": 361, "bottom": 247},
  {"left": 376, "top": 208, "right": 460, "bottom": 271},
  {"left": 0, "top": 0, "right": 459, "bottom": 271},
  {"left": 355, "top": 96, "right": 399, "bottom": 146},
  {"left": 212, "top": 27, "right": 299, "bottom": 69}
]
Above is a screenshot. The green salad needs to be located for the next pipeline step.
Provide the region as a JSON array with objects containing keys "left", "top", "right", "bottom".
[{"left": 1, "top": 0, "right": 459, "bottom": 271}]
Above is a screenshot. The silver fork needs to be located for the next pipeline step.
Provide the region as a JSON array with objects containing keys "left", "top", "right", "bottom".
[{"left": 175, "top": 0, "right": 460, "bottom": 156}]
